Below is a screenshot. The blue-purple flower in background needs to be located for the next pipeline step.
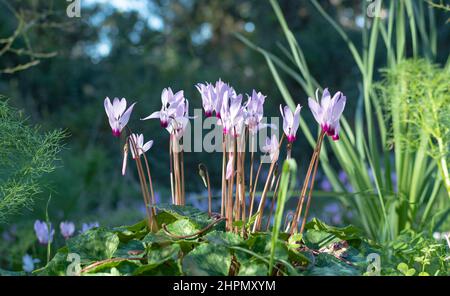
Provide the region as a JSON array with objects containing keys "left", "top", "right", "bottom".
[
  {"left": 81, "top": 222, "right": 99, "bottom": 233},
  {"left": 320, "top": 178, "right": 332, "bottom": 192},
  {"left": 60, "top": 221, "right": 75, "bottom": 239},
  {"left": 22, "top": 254, "right": 40, "bottom": 273},
  {"left": 323, "top": 202, "right": 343, "bottom": 225},
  {"left": 34, "top": 220, "right": 54, "bottom": 245}
]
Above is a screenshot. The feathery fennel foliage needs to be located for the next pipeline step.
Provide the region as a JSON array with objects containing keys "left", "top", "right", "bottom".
[
  {"left": 376, "top": 59, "right": 450, "bottom": 198},
  {"left": 0, "top": 98, "right": 64, "bottom": 223}
]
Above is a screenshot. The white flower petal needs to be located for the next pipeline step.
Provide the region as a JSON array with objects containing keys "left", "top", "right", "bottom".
[
  {"left": 308, "top": 97, "right": 322, "bottom": 125},
  {"left": 119, "top": 102, "right": 135, "bottom": 130},
  {"left": 142, "top": 140, "right": 153, "bottom": 152},
  {"left": 141, "top": 111, "right": 160, "bottom": 121}
]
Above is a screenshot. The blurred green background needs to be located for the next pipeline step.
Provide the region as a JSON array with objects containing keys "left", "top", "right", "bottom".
[{"left": 0, "top": 0, "right": 449, "bottom": 269}]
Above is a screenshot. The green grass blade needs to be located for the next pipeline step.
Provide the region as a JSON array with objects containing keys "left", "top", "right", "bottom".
[{"left": 269, "top": 159, "right": 297, "bottom": 275}]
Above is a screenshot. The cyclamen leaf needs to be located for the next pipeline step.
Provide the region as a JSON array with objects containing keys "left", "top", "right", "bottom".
[
  {"left": 182, "top": 244, "right": 231, "bottom": 276},
  {"left": 67, "top": 228, "right": 120, "bottom": 263}
]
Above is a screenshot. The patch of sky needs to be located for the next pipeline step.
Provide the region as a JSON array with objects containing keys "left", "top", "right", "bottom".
[
  {"left": 191, "top": 22, "right": 212, "bottom": 46},
  {"left": 82, "top": 0, "right": 164, "bottom": 60},
  {"left": 244, "top": 22, "right": 255, "bottom": 33}
]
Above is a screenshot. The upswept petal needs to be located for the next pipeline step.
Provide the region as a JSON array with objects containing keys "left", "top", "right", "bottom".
[
  {"left": 138, "top": 134, "right": 144, "bottom": 147},
  {"left": 308, "top": 97, "right": 322, "bottom": 125},
  {"left": 113, "top": 98, "right": 127, "bottom": 118},
  {"left": 283, "top": 106, "right": 294, "bottom": 125},
  {"left": 161, "top": 88, "right": 168, "bottom": 105},
  {"left": 291, "top": 104, "right": 302, "bottom": 136},
  {"left": 119, "top": 102, "right": 136, "bottom": 129},
  {"left": 320, "top": 88, "right": 331, "bottom": 109},
  {"left": 141, "top": 111, "right": 161, "bottom": 121},
  {"left": 104, "top": 97, "right": 114, "bottom": 119},
  {"left": 142, "top": 140, "right": 153, "bottom": 152},
  {"left": 172, "top": 90, "right": 184, "bottom": 104},
  {"left": 330, "top": 92, "right": 346, "bottom": 123}
]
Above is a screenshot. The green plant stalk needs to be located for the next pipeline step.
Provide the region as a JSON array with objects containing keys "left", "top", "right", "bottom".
[
  {"left": 269, "top": 159, "right": 297, "bottom": 275},
  {"left": 266, "top": 174, "right": 281, "bottom": 231},
  {"left": 437, "top": 137, "right": 450, "bottom": 198},
  {"left": 252, "top": 159, "right": 277, "bottom": 232},
  {"left": 45, "top": 195, "right": 52, "bottom": 264}
]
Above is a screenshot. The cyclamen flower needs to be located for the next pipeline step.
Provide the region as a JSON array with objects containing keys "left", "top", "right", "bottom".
[
  {"left": 214, "top": 79, "right": 230, "bottom": 119},
  {"left": 308, "top": 88, "right": 346, "bottom": 141},
  {"left": 245, "top": 90, "right": 266, "bottom": 134},
  {"left": 123, "top": 133, "right": 153, "bottom": 176},
  {"left": 129, "top": 133, "right": 153, "bottom": 159},
  {"left": 59, "top": 221, "right": 75, "bottom": 239},
  {"left": 104, "top": 97, "right": 136, "bottom": 137},
  {"left": 280, "top": 104, "right": 302, "bottom": 143},
  {"left": 221, "top": 89, "right": 245, "bottom": 137},
  {"left": 141, "top": 88, "right": 184, "bottom": 128},
  {"left": 261, "top": 134, "right": 280, "bottom": 162},
  {"left": 22, "top": 254, "right": 40, "bottom": 273},
  {"left": 34, "top": 220, "right": 54, "bottom": 245},
  {"left": 80, "top": 222, "right": 99, "bottom": 233},
  {"left": 169, "top": 98, "right": 192, "bottom": 140},
  {"left": 195, "top": 82, "right": 215, "bottom": 117}
]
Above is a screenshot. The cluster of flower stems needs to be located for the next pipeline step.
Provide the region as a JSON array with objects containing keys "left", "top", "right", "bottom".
[{"left": 126, "top": 125, "right": 326, "bottom": 238}]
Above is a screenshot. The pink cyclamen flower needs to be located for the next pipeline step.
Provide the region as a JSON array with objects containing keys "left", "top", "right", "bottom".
[
  {"left": 220, "top": 88, "right": 245, "bottom": 137},
  {"left": 195, "top": 82, "right": 215, "bottom": 117},
  {"left": 308, "top": 88, "right": 346, "bottom": 141},
  {"left": 104, "top": 97, "right": 136, "bottom": 137},
  {"left": 213, "top": 79, "right": 231, "bottom": 119},
  {"left": 167, "top": 98, "right": 193, "bottom": 140},
  {"left": 129, "top": 133, "right": 153, "bottom": 159},
  {"left": 59, "top": 221, "right": 75, "bottom": 239},
  {"left": 141, "top": 88, "right": 184, "bottom": 128},
  {"left": 279, "top": 104, "right": 302, "bottom": 143},
  {"left": 261, "top": 134, "right": 280, "bottom": 162},
  {"left": 244, "top": 90, "right": 266, "bottom": 134},
  {"left": 34, "top": 220, "right": 54, "bottom": 245},
  {"left": 122, "top": 133, "right": 153, "bottom": 175}
]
